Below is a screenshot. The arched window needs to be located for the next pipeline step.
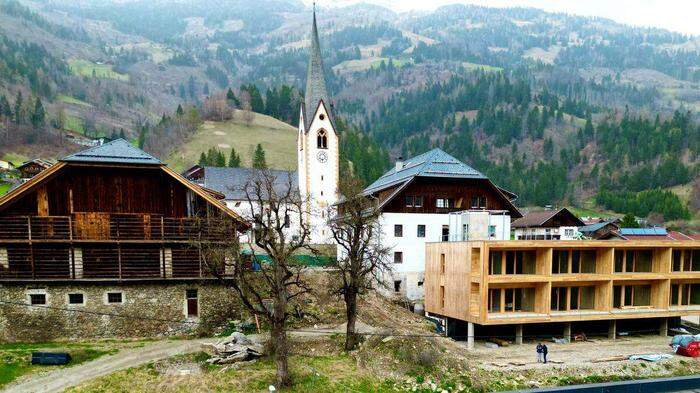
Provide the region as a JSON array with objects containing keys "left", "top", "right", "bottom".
[{"left": 317, "top": 129, "right": 328, "bottom": 149}]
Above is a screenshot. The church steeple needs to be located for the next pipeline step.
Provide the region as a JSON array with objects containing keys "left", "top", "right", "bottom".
[{"left": 303, "top": 3, "right": 331, "bottom": 129}]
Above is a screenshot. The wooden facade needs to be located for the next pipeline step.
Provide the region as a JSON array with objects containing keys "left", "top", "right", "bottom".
[
  {"left": 425, "top": 240, "right": 700, "bottom": 326},
  {"left": 377, "top": 177, "right": 521, "bottom": 217},
  {"left": 0, "top": 155, "right": 246, "bottom": 282}
]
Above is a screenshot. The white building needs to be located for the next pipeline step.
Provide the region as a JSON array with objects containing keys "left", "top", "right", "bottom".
[
  {"left": 183, "top": 8, "right": 338, "bottom": 245},
  {"left": 362, "top": 149, "right": 522, "bottom": 300},
  {"left": 511, "top": 208, "right": 585, "bottom": 240}
]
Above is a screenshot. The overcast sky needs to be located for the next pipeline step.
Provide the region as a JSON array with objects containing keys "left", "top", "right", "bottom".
[{"left": 309, "top": 0, "right": 700, "bottom": 36}]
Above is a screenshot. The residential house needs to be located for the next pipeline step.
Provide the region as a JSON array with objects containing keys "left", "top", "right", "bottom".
[
  {"left": 16, "top": 159, "right": 54, "bottom": 180},
  {"left": 362, "top": 148, "right": 521, "bottom": 300},
  {"left": 0, "top": 140, "right": 248, "bottom": 342},
  {"left": 512, "top": 208, "right": 585, "bottom": 240}
]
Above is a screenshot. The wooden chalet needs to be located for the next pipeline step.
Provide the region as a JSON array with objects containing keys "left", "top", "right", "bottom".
[
  {"left": 16, "top": 159, "right": 54, "bottom": 179},
  {"left": 0, "top": 139, "right": 247, "bottom": 282}
]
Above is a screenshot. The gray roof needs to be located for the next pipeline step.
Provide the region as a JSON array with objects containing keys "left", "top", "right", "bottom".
[
  {"left": 200, "top": 167, "right": 298, "bottom": 200},
  {"left": 303, "top": 7, "right": 332, "bottom": 129},
  {"left": 363, "top": 148, "right": 486, "bottom": 195},
  {"left": 578, "top": 220, "right": 617, "bottom": 233},
  {"left": 61, "top": 139, "right": 161, "bottom": 165}
]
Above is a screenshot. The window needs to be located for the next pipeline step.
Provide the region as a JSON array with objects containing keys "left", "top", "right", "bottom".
[
  {"left": 394, "top": 251, "right": 403, "bottom": 264},
  {"left": 670, "top": 284, "right": 700, "bottom": 307},
  {"left": 673, "top": 250, "right": 698, "bottom": 272},
  {"left": 439, "top": 285, "right": 445, "bottom": 308},
  {"left": 462, "top": 224, "right": 469, "bottom": 240},
  {"left": 614, "top": 250, "right": 653, "bottom": 273},
  {"left": 394, "top": 280, "right": 402, "bottom": 292},
  {"left": 317, "top": 129, "right": 328, "bottom": 149},
  {"left": 29, "top": 293, "right": 46, "bottom": 305},
  {"left": 488, "top": 225, "right": 496, "bottom": 238},
  {"left": 440, "top": 253, "right": 446, "bottom": 274},
  {"left": 489, "top": 287, "right": 535, "bottom": 313},
  {"left": 564, "top": 228, "right": 575, "bottom": 237},
  {"left": 417, "top": 224, "right": 426, "bottom": 238},
  {"left": 491, "top": 250, "right": 536, "bottom": 275},
  {"left": 107, "top": 292, "right": 123, "bottom": 304},
  {"left": 319, "top": 114, "right": 325, "bottom": 121},
  {"left": 68, "top": 293, "right": 84, "bottom": 305},
  {"left": 613, "top": 285, "right": 652, "bottom": 308},
  {"left": 470, "top": 195, "right": 486, "bottom": 209},
  {"left": 284, "top": 214, "right": 290, "bottom": 228},
  {"left": 186, "top": 289, "right": 199, "bottom": 317},
  {"left": 441, "top": 225, "right": 449, "bottom": 242},
  {"left": 414, "top": 196, "right": 423, "bottom": 207},
  {"left": 436, "top": 198, "right": 454, "bottom": 209},
  {"left": 405, "top": 196, "right": 414, "bottom": 207},
  {"left": 394, "top": 224, "right": 403, "bottom": 237}
]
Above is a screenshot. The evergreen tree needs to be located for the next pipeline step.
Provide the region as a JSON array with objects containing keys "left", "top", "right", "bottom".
[
  {"left": 0, "top": 95, "right": 11, "bottom": 120},
  {"left": 199, "top": 152, "right": 208, "bottom": 166},
  {"left": 252, "top": 143, "right": 267, "bottom": 169},
  {"left": 228, "top": 148, "right": 241, "bottom": 167},
  {"left": 31, "top": 97, "right": 45, "bottom": 128},
  {"left": 14, "top": 91, "right": 23, "bottom": 124},
  {"left": 215, "top": 149, "right": 226, "bottom": 167},
  {"left": 226, "top": 88, "right": 239, "bottom": 106},
  {"left": 176, "top": 104, "right": 184, "bottom": 116},
  {"left": 620, "top": 213, "right": 639, "bottom": 228}
]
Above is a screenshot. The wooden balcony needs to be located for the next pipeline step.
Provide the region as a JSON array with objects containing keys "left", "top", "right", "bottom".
[{"left": 0, "top": 214, "right": 236, "bottom": 242}]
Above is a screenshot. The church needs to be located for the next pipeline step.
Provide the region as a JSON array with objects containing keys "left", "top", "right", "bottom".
[{"left": 185, "top": 8, "right": 339, "bottom": 245}]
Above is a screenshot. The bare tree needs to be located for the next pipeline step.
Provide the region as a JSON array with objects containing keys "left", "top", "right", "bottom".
[
  {"left": 202, "top": 92, "right": 232, "bottom": 121},
  {"left": 239, "top": 90, "right": 255, "bottom": 127},
  {"left": 329, "top": 176, "right": 391, "bottom": 351},
  {"left": 198, "top": 169, "right": 314, "bottom": 387}
]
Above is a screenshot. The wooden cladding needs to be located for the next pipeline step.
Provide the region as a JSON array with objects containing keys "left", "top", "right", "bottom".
[
  {"left": 425, "top": 241, "right": 700, "bottom": 326},
  {"left": 379, "top": 178, "right": 516, "bottom": 215}
]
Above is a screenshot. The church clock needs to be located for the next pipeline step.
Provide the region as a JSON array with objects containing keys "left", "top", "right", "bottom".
[{"left": 317, "top": 151, "right": 328, "bottom": 163}]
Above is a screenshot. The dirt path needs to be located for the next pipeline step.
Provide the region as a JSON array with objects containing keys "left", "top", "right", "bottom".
[{"left": 2, "top": 338, "right": 214, "bottom": 393}]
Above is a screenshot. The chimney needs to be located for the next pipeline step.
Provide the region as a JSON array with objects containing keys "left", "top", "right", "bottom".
[{"left": 395, "top": 156, "right": 404, "bottom": 171}]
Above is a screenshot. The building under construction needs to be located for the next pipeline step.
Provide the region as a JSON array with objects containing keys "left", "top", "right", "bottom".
[{"left": 425, "top": 240, "right": 700, "bottom": 348}]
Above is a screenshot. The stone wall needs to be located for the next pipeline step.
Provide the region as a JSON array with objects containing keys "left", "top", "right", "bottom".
[{"left": 0, "top": 282, "right": 244, "bottom": 342}]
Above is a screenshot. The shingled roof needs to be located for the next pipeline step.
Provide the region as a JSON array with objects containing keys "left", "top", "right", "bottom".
[
  {"left": 198, "top": 167, "right": 298, "bottom": 200},
  {"left": 61, "top": 139, "right": 161, "bottom": 165},
  {"left": 303, "top": 6, "right": 332, "bottom": 129},
  {"left": 511, "top": 207, "right": 584, "bottom": 228},
  {"left": 364, "top": 148, "right": 486, "bottom": 195}
]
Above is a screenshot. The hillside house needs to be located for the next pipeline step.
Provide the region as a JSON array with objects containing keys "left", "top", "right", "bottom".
[
  {"left": 16, "top": 159, "right": 54, "bottom": 180},
  {"left": 0, "top": 140, "right": 248, "bottom": 341},
  {"left": 512, "top": 208, "right": 585, "bottom": 240},
  {"left": 425, "top": 240, "right": 700, "bottom": 348},
  {"left": 362, "top": 148, "right": 521, "bottom": 300}
]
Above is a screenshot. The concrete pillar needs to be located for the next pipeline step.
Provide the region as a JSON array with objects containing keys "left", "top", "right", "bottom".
[
  {"left": 467, "top": 322, "right": 475, "bottom": 350},
  {"left": 563, "top": 322, "right": 572, "bottom": 343},
  {"left": 659, "top": 318, "right": 668, "bottom": 337},
  {"left": 608, "top": 320, "right": 617, "bottom": 340},
  {"left": 515, "top": 324, "right": 523, "bottom": 345}
]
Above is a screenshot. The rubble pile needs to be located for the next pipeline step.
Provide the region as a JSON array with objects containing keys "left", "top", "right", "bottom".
[{"left": 205, "top": 332, "right": 265, "bottom": 365}]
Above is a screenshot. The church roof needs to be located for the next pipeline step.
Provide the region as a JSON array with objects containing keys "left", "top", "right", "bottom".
[
  {"left": 363, "top": 148, "right": 486, "bottom": 195},
  {"left": 303, "top": 7, "right": 332, "bottom": 129},
  {"left": 61, "top": 139, "right": 162, "bottom": 165}
]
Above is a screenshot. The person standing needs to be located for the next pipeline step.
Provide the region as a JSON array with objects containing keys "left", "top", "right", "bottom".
[
  {"left": 536, "top": 343, "right": 543, "bottom": 363},
  {"left": 542, "top": 343, "right": 549, "bottom": 364}
]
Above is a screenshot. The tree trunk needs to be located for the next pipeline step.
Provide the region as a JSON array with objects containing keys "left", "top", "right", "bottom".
[
  {"left": 271, "top": 319, "right": 291, "bottom": 387},
  {"left": 344, "top": 288, "right": 360, "bottom": 351}
]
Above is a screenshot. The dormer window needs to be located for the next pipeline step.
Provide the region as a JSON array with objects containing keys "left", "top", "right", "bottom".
[{"left": 317, "top": 129, "right": 328, "bottom": 149}]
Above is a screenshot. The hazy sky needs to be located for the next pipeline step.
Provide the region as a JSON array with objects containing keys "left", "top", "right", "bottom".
[{"left": 310, "top": 0, "right": 700, "bottom": 36}]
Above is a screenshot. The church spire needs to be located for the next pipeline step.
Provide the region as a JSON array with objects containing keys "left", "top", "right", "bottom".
[{"left": 304, "top": 3, "right": 331, "bottom": 128}]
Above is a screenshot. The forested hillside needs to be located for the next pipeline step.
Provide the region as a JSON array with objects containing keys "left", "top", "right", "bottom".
[{"left": 0, "top": 0, "right": 697, "bottom": 226}]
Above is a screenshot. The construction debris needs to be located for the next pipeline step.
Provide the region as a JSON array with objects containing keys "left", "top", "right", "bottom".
[
  {"left": 629, "top": 354, "right": 673, "bottom": 362},
  {"left": 591, "top": 355, "right": 628, "bottom": 363},
  {"left": 204, "top": 332, "right": 265, "bottom": 365},
  {"left": 490, "top": 338, "right": 510, "bottom": 347}
]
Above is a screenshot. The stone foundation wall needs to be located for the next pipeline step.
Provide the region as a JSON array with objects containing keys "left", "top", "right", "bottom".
[{"left": 0, "top": 282, "right": 244, "bottom": 342}]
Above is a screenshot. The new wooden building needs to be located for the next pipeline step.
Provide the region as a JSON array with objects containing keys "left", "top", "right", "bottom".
[
  {"left": 0, "top": 140, "right": 248, "bottom": 341},
  {"left": 425, "top": 240, "right": 700, "bottom": 348}
]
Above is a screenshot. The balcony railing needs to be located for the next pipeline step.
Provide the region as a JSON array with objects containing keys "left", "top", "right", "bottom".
[{"left": 0, "top": 215, "right": 236, "bottom": 242}]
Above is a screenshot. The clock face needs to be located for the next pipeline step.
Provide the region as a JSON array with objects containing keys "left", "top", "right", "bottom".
[{"left": 317, "top": 151, "right": 328, "bottom": 163}]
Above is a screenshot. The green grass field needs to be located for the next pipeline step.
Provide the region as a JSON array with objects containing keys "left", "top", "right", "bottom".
[
  {"left": 0, "top": 182, "right": 11, "bottom": 196},
  {"left": 1, "top": 152, "right": 28, "bottom": 166},
  {"left": 0, "top": 342, "right": 118, "bottom": 388},
  {"left": 69, "top": 59, "right": 129, "bottom": 81},
  {"left": 57, "top": 94, "right": 92, "bottom": 107},
  {"left": 166, "top": 110, "right": 297, "bottom": 172},
  {"left": 64, "top": 115, "right": 86, "bottom": 134}
]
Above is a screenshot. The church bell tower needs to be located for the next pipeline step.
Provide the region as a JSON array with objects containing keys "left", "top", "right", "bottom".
[{"left": 297, "top": 4, "right": 339, "bottom": 243}]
